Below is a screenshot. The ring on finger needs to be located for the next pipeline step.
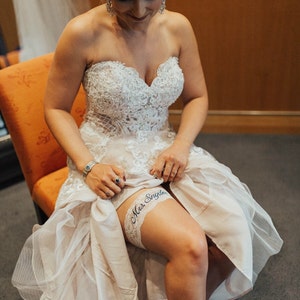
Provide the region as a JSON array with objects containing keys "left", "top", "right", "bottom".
[
  {"left": 171, "top": 170, "right": 178, "bottom": 177},
  {"left": 105, "top": 191, "right": 111, "bottom": 198},
  {"left": 115, "top": 177, "right": 120, "bottom": 184}
]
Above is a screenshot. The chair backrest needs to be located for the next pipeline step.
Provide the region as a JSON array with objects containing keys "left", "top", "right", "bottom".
[
  {"left": 0, "top": 53, "right": 86, "bottom": 193},
  {"left": 0, "top": 50, "right": 19, "bottom": 69}
]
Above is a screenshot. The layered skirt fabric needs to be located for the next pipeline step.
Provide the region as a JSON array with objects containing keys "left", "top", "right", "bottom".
[{"left": 12, "top": 130, "right": 283, "bottom": 299}]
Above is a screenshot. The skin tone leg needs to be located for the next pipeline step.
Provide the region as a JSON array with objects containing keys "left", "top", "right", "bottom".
[
  {"left": 166, "top": 186, "right": 236, "bottom": 298},
  {"left": 117, "top": 191, "right": 208, "bottom": 300},
  {"left": 206, "top": 238, "right": 235, "bottom": 299},
  {"left": 117, "top": 189, "right": 235, "bottom": 300}
]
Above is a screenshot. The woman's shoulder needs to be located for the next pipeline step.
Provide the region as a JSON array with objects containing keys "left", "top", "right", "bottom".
[
  {"left": 59, "top": 5, "right": 109, "bottom": 47},
  {"left": 163, "top": 10, "right": 194, "bottom": 36},
  {"left": 165, "top": 10, "right": 190, "bottom": 22}
]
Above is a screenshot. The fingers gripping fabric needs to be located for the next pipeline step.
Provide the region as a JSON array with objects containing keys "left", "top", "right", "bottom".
[{"left": 124, "top": 188, "right": 173, "bottom": 249}]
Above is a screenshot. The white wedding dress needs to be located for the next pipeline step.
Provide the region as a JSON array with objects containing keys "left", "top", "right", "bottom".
[{"left": 12, "top": 57, "right": 283, "bottom": 299}]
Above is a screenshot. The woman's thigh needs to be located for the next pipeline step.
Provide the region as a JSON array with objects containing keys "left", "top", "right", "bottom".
[{"left": 117, "top": 186, "right": 207, "bottom": 260}]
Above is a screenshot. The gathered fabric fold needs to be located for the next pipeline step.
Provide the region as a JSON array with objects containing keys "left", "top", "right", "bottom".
[
  {"left": 12, "top": 190, "right": 139, "bottom": 300},
  {"left": 12, "top": 146, "right": 283, "bottom": 300}
]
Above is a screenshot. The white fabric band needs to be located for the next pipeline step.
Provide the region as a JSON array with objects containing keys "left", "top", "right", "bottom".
[{"left": 124, "top": 187, "right": 173, "bottom": 249}]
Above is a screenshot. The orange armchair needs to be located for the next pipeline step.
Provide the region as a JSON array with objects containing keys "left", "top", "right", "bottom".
[
  {"left": 0, "top": 53, "right": 86, "bottom": 223},
  {"left": 0, "top": 50, "right": 20, "bottom": 69}
]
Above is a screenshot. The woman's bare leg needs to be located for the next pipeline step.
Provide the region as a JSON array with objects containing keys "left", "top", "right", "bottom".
[
  {"left": 117, "top": 190, "right": 208, "bottom": 300},
  {"left": 206, "top": 238, "right": 235, "bottom": 299}
]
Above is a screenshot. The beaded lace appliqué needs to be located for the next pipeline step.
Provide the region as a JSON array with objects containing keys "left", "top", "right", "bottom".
[
  {"left": 82, "top": 57, "right": 184, "bottom": 136},
  {"left": 60, "top": 57, "right": 185, "bottom": 190}
]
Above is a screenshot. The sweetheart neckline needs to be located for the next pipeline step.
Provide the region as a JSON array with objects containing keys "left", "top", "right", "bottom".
[{"left": 85, "top": 56, "right": 179, "bottom": 88}]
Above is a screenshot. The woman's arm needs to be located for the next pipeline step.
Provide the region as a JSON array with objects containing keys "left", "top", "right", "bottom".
[
  {"left": 151, "top": 13, "right": 208, "bottom": 182},
  {"left": 44, "top": 16, "right": 93, "bottom": 171},
  {"left": 175, "top": 13, "right": 208, "bottom": 146},
  {"left": 44, "top": 14, "right": 125, "bottom": 198}
]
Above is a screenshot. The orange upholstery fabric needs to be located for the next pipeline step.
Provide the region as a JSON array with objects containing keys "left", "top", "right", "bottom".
[
  {"left": 0, "top": 50, "right": 19, "bottom": 69},
  {"left": 0, "top": 56, "right": 9, "bottom": 69},
  {"left": 0, "top": 53, "right": 86, "bottom": 216},
  {"left": 32, "top": 167, "right": 69, "bottom": 216}
]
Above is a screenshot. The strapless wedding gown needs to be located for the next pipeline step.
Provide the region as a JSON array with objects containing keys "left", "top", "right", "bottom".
[{"left": 12, "top": 57, "right": 283, "bottom": 299}]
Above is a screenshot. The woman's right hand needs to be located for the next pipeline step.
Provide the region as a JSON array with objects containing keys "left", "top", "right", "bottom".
[{"left": 85, "top": 163, "right": 126, "bottom": 199}]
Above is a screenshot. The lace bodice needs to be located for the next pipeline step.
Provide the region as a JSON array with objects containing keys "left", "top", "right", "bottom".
[{"left": 82, "top": 57, "right": 184, "bottom": 136}]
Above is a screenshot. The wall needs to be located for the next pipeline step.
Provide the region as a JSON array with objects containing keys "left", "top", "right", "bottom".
[
  {"left": 1, "top": 0, "right": 299, "bottom": 117},
  {"left": 90, "top": 0, "right": 101, "bottom": 7},
  {"left": 0, "top": 0, "right": 18, "bottom": 51},
  {"left": 0, "top": 0, "right": 98, "bottom": 52},
  {"left": 167, "top": 0, "right": 300, "bottom": 112}
]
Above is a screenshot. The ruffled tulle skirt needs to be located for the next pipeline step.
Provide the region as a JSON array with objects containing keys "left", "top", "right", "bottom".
[{"left": 12, "top": 129, "right": 283, "bottom": 299}]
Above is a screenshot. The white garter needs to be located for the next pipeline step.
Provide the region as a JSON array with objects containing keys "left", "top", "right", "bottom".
[{"left": 124, "top": 187, "right": 173, "bottom": 249}]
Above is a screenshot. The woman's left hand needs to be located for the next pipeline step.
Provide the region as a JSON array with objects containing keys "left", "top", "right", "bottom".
[{"left": 150, "top": 141, "right": 190, "bottom": 182}]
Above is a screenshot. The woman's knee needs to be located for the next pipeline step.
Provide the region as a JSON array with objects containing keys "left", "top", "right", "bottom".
[{"left": 172, "top": 228, "right": 209, "bottom": 274}]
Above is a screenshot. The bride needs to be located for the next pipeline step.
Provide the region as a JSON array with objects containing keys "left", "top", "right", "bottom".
[{"left": 12, "top": 1, "right": 283, "bottom": 299}]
